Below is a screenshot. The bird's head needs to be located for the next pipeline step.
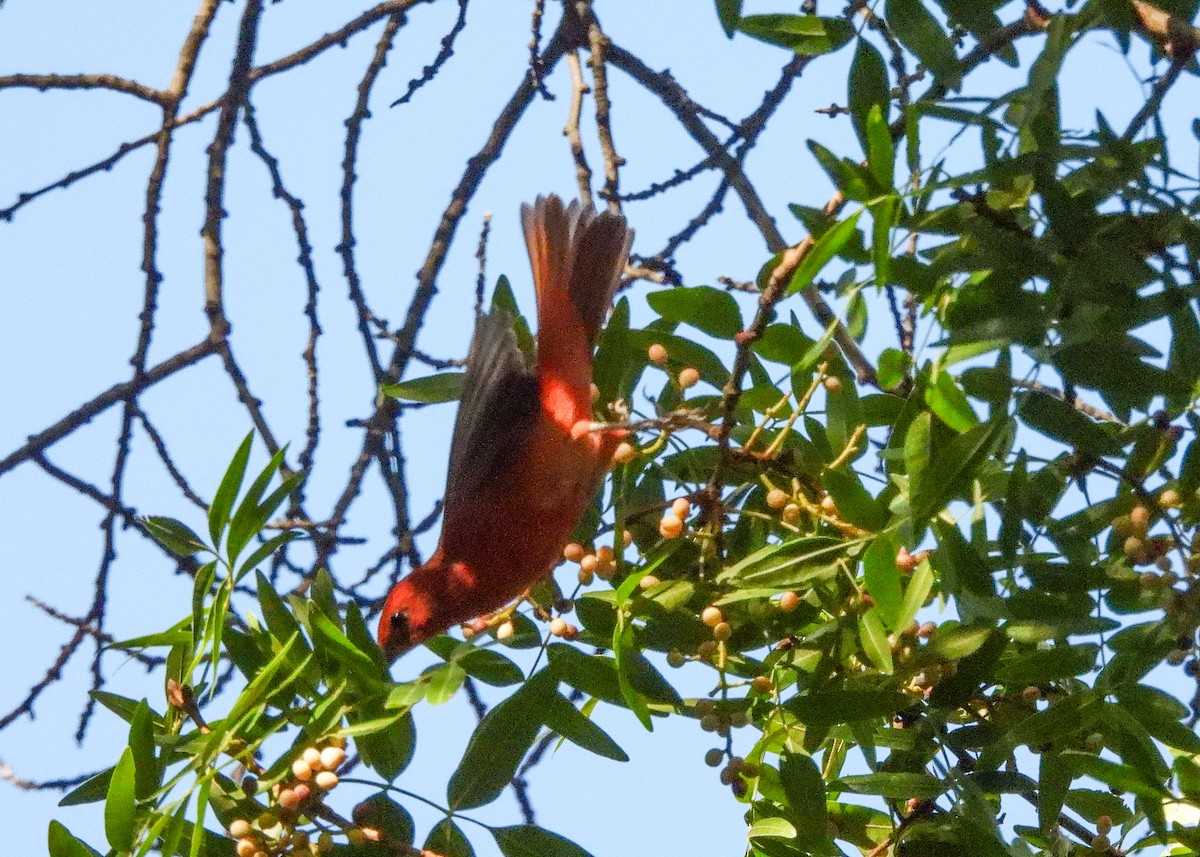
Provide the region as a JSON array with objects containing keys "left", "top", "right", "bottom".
[{"left": 376, "top": 576, "right": 438, "bottom": 663}]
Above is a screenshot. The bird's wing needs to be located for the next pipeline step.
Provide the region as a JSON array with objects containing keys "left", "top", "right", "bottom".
[{"left": 444, "top": 306, "right": 540, "bottom": 508}]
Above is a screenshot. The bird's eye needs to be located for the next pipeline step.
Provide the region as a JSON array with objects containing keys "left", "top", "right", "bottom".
[{"left": 389, "top": 610, "right": 411, "bottom": 644}]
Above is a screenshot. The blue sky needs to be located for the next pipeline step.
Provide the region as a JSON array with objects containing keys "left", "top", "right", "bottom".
[{"left": 2, "top": 1, "right": 1198, "bottom": 855}]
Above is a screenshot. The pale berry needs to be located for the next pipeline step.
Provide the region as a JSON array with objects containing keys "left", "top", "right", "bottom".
[
  {"left": 648, "top": 343, "right": 669, "bottom": 365},
  {"left": 314, "top": 770, "right": 339, "bottom": 790},
  {"left": 672, "top": 497, "right": 692, "bottom": 520},
  {"left": 564, "top": 543, "right": 585, "bottom": 563},
  {"left": 778, "top": 591, "right": 800, "bottom": 611},
  {"left": 766, "top": 488, "right": 789, "bottom": 509},
  {"left": 659, "top": 514, "right": 684, "bottom": 539},
  {"left": 678, "top": 367, "right": 700, "bottom": 389},
  {"left": 291, "top": 759, "right": 313, "bottom": 781}
]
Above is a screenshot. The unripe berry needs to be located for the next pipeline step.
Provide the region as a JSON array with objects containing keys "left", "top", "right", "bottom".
[
  {"left": 319, "top": 746, "right": 345, "bottom": 771},
  {"left": 728, "top": 710, "right": 749, "bottom": 728},
  {"left": 596, "top": 560, "right": 617, "bottom": 580},
  {"left": 700, "top": 713, "right": 721, "bottom": 732},
  {"left": 291, "top": 758, "right": 313, "bottom": 781},
  {"left": 1159, "top": 488, "right": 1184, "bottom": 509},
  {"left": 896, "top": 546, "right": 919, "bottom": 572},
  {"left": 317, "top": 831, "right": 335, "bottom": 853},
  {"left": 696, "top": 640, "right": 718, "bottom": 659},
  {"left": 291, "top": 830, "right": 310, "bottom": 849},
  {"left": 701, "top": 606, "right": 724, "bottom": 627},
  {"left": 596, "top": 545, "right": 615, "bottom": 564},
  {"left": 672, "top": 497, "right": 692, "bottom": 520},
  {"left": 302, "top": 746, "right": 323, "bottom": 770},
  {"left": 778, "top": 591, "right": 800, "bottom": 612},
  {"left": 347, "top": 829, "right": 367, "bottom": 847},
  {"left": 823, "top": 375, "right": 843, "bottom": 393},
  {"left": 255, "top": 811, "right": 278, "bottom": 830},
  {"left": 1022, "top": 686, "right": 1042, "bottom": 704},
  {"left": 741, "top": 761, "right": 761, "bottom": 778},
  {"left": 1091, "top": 833, "right": 1110, "bottom": 852},
  {"left": 240, "top": 775, "right": 257, "bottom": 796},
  {"left": 659, "top": 513, "right": 684, "bottom": 539},
  {"left": 561, "top": 623, "right": 579, "bottom": 640},
  {"left": 497, "top": 621, "right": 515, "bottom": 642},
  {"left": 1096, "top": 815, "right": 1113, "bottom": 836},
  {"left": 781, "top": 503, "right": 802, "bottom": 524},
  {"left": 314, "top": 770, "right": 339, "bottom": 790},
  {"left": 236, "top": 839, "right": 258, "bottom": 857},
  {"left": 704, "top": 748, "right": 724, "bottom": 767},
  {"left": 1123, "top": 536, "right": 1146, "bottom": 561},
  {"left": 667, "top": 650, "right": 686, "bottom": 668},
  {"left": 577, "top": 566, "right": 595, "bottom": 585},
  {"left": 695, "top": 699, "right": 715, "bottom": 716},
  {"left": 648, "top": 343, "right": 669, "bottom": 365},
  {"left": 751, "top": 675, "right": 773, "bottom": 694},
  {"left": 713, "top": 621, "right": 732, "bottom": 641},
  {"left": 1130, "top": 505, "right": 1151, "bottom": 537},
  {"left": 1085, "top": 732, "right": 1104, "bottom": 752},
  {"left": 638, "top": 574, "right": 661, "bottom": 589},
  {"left": 1111, "top": 514, "right": 1134, "bottom": 537},
  {"left": 228, "top": 820, "right": 251, "bottom": 839},
  {"left": 563, "top": 543, "right": 585, "bottom": 563},
  {"left": 766, "top": 488, "right": 790, "bottom": 510},
  {"left": 291, "top": 783, "right": 311, "bottom": 803},
  {"left": 550, "top": 617, "right": 568, "bottom": 637},
  {"left": 678, "top": 367, "right": 700, "bottom": 389}
]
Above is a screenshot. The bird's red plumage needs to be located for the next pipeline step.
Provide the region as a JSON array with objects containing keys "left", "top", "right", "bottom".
[{"left": 377, "top": 196, "right": 632, "bottom": 660}]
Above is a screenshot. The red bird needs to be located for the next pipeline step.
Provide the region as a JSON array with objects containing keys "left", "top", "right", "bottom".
[{"left": 377, "top": 195, "right": 633, "bottom": 661}]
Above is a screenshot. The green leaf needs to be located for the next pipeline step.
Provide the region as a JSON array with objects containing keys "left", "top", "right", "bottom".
[
  {"left": 787, "top": 690, "right": 906, "bottom": 726},
  {"left": 226, "top": 445, "right": 288, "bottom": 565},
  {"left": 209, "top": 431, "right": 253, "bottom": 546},
  {"left": 1038, "top": 752, "right": 1072, "bottom": 832},
  {"left": 1018, "top": 391, "right": 1114, "bottom": 454},
  {"left": 748, "top": 817, "right": 798, "bottom": 839},
  {"left": 858, "top": 609, "right": 895, "bottom": 674},
  {"left": 447, "top": 673, "right": 549, "bottom": 810},
  {"left": 493, "top": 825, "right": 595, "bottom": 857},
  {"left": 866, "top": 104, "right": 895, "bottom": 189},
  {"left": 647, "top": 285, "right": 743, "bottom": 339},
  {"left": 738, "top": 14, "right": 854, "bottom": 55},
  {"left": 310, "top": 608, "right": 388, "bottom": 687},
  {"left": 925, "top": 367, "right": 979, "bottom": 431},
  {"left": 128, "top": 701, "right": 160, "bottom": 801},
  {"left": 862, "top": 535, "right": 903, "bottom": 628},
  {"left": 835, "top": 771, "right": 948, "bottom": 799},
  {"left": 779, "top": 752, "right": 828, "bottom": 838},
  {"left": 1059, "top": 751, "right": 1166, "bottom": 799},
  {"left": 47, "top": 821, "right": 102, "bottom": 857},
  {"left": 540, "top": 690, "right": 628, "bottom": 761},
  {"left": 104, "top": 747, "right": 137, "bottom": 852},
  {"left": 895, "top": 557, "right": 934, "bottom": 632},
  {"left": 716, "top": 0, "right": 742, "bottom": 38},
  {"left": 786, "top": 210, "right": 863, "bottom": 295},
  {"left": 58, "top": 767, "right": 114, "bottom": 807},
  {"left": 996, "top": 644, "right": 1099, "bottom": 686},
  {"left": 824, "top": 467, "right": 888, "bottom": 531},
  {"left": 141, "top": 516, "right": 208, "bottom": 557},
  {"left": 850, "top": 39, "right": 890, "bottom": 156},
  {"left": 423, "top": 661, "right": 467, "bottom": 706},
  {"left": 887, "top": 0, "right": 961, "bottom": 86},
  {"left": 425, "top": 819, "right": 475, "bottom": 857},
  {"left": 380, "top": 372, "right": 465, "bottom": 404},
  {"left": 353, "top": 793, "right": 415, "bottom": 846},
  {"left": 546, "top": 644, "right": 623, "bottom": 704},
  {"left": 352, "top": 708, "right": 416, "bottom": 782}
]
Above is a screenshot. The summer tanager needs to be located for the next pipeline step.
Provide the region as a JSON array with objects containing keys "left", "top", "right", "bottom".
[{"left": 377, "top": 195, "right": 633, "bottom": 661}]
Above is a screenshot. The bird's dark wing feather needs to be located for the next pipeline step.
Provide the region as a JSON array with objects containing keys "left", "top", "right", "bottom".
[{"left": 444, "top": 307, "right": 540, "bottom": 508}]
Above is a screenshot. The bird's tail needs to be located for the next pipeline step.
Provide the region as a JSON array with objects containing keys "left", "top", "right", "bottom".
[{"left": 520, "top": 195, "right": 633, "bottom": 344}]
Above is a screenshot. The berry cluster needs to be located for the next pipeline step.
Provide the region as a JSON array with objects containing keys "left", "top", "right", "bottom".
[{"left": 225, "top": 741, "right": 368, "bottom": 857}]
